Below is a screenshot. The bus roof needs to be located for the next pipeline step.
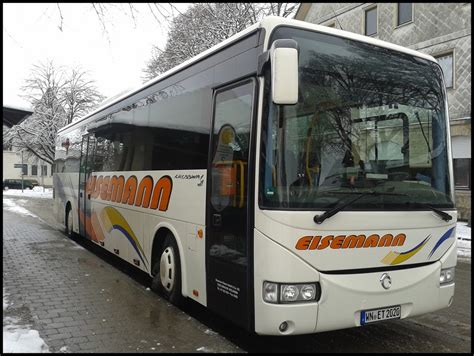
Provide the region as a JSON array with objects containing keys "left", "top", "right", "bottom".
[{"left": 59, "top": 16, "right": 437, "bottom": 134}]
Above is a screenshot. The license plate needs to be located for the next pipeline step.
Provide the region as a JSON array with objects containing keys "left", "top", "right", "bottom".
[{"left": 361, "top": 305, "right": 401, "bottom": 325}]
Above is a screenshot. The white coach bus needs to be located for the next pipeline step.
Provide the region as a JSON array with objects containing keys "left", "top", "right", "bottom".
[{"left": 53, "top": 16, "right": 457, "bottom": 335}]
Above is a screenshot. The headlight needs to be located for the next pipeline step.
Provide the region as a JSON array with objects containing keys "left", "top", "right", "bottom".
[
  {"left": 440, "top": 267, "right": 455, "bottom": 285},
  {"left": 300, "top": 284, "right": 316, "bottom": 300},
  {"left": 281, "top": 285, "right": 299, "bottom": 302},
  {"left": 263, "top": 281, "right": 320, "bottom": 304}
]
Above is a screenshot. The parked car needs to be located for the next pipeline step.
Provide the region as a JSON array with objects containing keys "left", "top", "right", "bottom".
[{"left": 3, "top": 179, "right": 39, "bottom": 190}]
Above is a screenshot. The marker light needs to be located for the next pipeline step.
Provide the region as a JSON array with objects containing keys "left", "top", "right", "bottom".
[{"left": 440, "top": 267, "right": 455, "bottom": 285}]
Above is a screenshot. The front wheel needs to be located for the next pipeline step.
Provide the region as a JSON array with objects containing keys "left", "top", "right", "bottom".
[{"left": 151, "top": 234, "right": 183, "bottom": 305}]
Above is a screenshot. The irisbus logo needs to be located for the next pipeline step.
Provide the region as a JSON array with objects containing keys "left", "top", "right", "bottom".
[
  {"left": 86, "top": 174, "right": 173, "bottom": 211},
  {"left": 295, "top": 233, "right": 406, "bottom": 250}
]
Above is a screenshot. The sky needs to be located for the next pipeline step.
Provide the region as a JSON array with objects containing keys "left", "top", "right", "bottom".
[{"left": 3, "top": 3, "right": 190, "bottom": 110}]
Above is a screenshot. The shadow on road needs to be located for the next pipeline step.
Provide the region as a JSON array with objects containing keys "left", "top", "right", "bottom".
[{"left": 66, "top": 230, "right": 471, "bottom": 353}]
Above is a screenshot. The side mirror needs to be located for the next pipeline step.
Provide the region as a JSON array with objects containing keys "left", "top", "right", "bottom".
[{"left": 270, "top": 39, "right": 299, "bottom": 105}]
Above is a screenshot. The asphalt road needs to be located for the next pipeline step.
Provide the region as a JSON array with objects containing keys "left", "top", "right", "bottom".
[{"left": 4, "top": 194, "right": 471, "bottom": 353}]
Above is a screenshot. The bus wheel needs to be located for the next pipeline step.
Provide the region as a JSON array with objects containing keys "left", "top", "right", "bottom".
[
  {"left": 65, "top": 205, "right": 73, "bottom": 238},
  {"left": 151, "top": 234, "right": 183, "bottom": 305}
]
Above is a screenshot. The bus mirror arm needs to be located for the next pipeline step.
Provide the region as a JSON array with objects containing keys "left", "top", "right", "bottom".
[{"left": 257, "top": 51, "right": 270, "bottom": 76}]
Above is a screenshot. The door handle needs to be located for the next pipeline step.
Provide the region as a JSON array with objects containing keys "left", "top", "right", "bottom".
[{"left": 212, "top": 214, "right": 222, "bottom": 227}]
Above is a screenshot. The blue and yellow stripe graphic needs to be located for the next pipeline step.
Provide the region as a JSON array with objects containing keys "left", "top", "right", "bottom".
[
  {"left": 381, "top": 236, "right": 431, "bottom": 265},
  {"left": 100, "top": 206, "right": 149, "bottom": 270},
  {"left": 428, "top": 227, "right": 455, "bottom": 259}
]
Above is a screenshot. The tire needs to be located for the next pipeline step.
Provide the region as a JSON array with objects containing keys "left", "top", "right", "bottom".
[
  {"left": 151, "top": 234, "right": 183, "bottom": 305},
  {"left": 65, "top": 205, "right": 74, "bottom": 238}
]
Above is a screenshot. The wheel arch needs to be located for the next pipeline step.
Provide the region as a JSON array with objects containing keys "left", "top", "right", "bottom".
[
  {"left": 65, "top": 199, "right": 78, "bottom": 234},
  {"left": 150, "top": 222, "right": 188, "bottom": 298}
]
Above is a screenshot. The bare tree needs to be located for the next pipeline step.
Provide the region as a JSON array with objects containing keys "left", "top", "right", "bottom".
[
  {"left": 4, "top": 60, "right": 104, "bottom": 165},
  {"left": 143, "top": 3, "right": 299, "bottom": 81},
  {"left": 53, "top": 3, "right": 176, "bottom": 43},
  {"left": 63, "top": 67, "right": 106, "bottom": 125}
]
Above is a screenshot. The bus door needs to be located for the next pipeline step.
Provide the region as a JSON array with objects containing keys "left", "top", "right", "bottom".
[
  {"left": 206, "top": 79, "right": 256, "bottom": 329},
  {"left": 78, "top": 134, "right": 96, "bottom": 241}
]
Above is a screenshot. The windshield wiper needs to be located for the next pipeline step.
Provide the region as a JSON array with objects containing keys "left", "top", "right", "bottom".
[
  {"left": 407, "top": 202, "right": 452, "bottom": 222},
  {"left": 313, "top": 191, "right": 407, "bottom": 224}
]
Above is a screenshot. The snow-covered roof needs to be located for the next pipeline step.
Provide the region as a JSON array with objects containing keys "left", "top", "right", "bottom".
[
  {"left": 3, "top": 104, "right": 33, "bottom": 112},
  {"left": 59, "top": 16, "right": 437, "bottom": 134}
]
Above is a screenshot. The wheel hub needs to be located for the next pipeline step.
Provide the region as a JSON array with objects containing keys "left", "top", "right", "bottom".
[{"left": 160, "top": 247, "right": 175, "bottom": 292}]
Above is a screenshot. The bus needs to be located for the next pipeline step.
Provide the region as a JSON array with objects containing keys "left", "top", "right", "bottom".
[{"left": 53, "top": 16, "right": 457, "bottom": 335}]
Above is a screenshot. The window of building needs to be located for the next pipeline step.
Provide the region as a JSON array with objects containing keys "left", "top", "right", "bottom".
[
  {"left": 365, "top": 6, "right": 377, "bottom": 36},
  {"left": 41, "top": 165, "right": 47, "bottom": 176},
  {"left": 22, "top": 164, "right": 28, "bottom": 176},
  {"left": 435, "top": 53, "right": 454, "bottom": 88},
  {"left": 453, "top": 158, "right": 471, "bottom": 189},
  {"left": 31, "top": 165, "right": 38, "bottom": 176},
  {"left": 397, "top": 3, "right": 413, "bottom": 26}
]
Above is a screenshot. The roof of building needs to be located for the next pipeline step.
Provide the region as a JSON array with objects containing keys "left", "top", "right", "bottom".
[{"left": 3, "top": 105, "right": 33, "bottom": 128}]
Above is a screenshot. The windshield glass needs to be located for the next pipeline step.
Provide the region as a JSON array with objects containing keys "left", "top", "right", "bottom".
[{"left": 260, "top": 27, "right": 454, "bottom": 210}]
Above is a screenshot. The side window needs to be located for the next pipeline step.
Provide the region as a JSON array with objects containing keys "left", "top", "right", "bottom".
[
  {"left": 211, "top": 81, "right": 254, "bottom": 212},
  {"left": 365, "top": 6, "right": 377, "bottom": 36},
  {"left": 55, "top": 128, "right": 83, "bottom": 173},
  {"left": 453, "top": 158, "right": 471, "bottom": 190},
  {"left": 91, "top": 135, "right": 107, "bottom": 172},
  {"left": 32, "top": 165, "right": 38, "bottom": 176},
  {"left": 435, "top": 53, "right": 454, "bottom": 88},
  {"left": 397, "top": 3, "right": 413, "bottom": 26},
  {"left": 88, "top": 70, "right": 212, "bottom": 172}
]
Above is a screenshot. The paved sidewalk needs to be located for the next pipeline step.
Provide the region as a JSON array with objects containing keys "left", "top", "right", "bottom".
[{"left": 3, "top": 207, "right": 241, "bottom": 353}]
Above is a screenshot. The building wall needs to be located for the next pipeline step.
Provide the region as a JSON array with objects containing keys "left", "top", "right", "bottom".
[
  {"left": 297, "top": 2, "right": 471, "bottom": 221},
  {"left": 3, "top": 150, "right": 54, "bottom": 187}
]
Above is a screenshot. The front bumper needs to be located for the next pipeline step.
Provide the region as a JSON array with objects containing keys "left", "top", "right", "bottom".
[{"left": 254, "top": 229, "right": 456, "bottom": 335}]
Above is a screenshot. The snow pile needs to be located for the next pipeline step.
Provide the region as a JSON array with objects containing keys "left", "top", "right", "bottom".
[
  {"left": 456, "top": 221, "right": 471, "bottom": 259},
  {"left": 196, "top": 346, "right": 213, "bottom": 352},
  {"left": 3, "top": 198, "right": 39, "bottom": 218},
  {"left": 3, "top": 290, "right": 50, "bottom": 353},
  {"left": 3, "top": 328, "right": 50, "bottom": 353},
  {"left": 3, "top": 187, "right": 53, "bottom": 199}
]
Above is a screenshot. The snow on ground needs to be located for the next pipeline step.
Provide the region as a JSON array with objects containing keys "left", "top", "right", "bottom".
[
  {"left": 3, "top": 290, "right": 50, "bottom": 353},
  {"left": 3, "top": 187, "right": 53, "bottom": 199},
  {"left": 456, "top": 221, "right": 471, "bottom": 259},
  {"left": 3, "top": 328, "right": 50, "bottom": 353},
  {"left": 3, "top": 198, "right": 39, "bottom": 219}
]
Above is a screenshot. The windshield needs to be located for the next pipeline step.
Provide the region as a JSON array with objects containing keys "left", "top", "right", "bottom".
[{"left": 260, "top": 27, "right": 454, "bottom": 210}]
